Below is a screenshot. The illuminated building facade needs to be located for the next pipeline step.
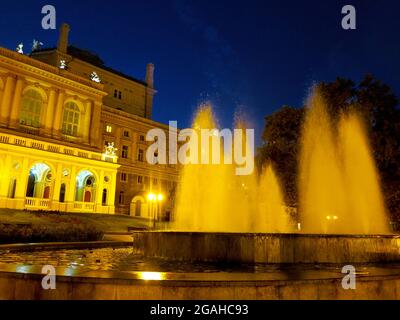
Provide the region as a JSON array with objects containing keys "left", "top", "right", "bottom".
[{"left": 0, "top": 23, "right": 179, "bottom": 218}]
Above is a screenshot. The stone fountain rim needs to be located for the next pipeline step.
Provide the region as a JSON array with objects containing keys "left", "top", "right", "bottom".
[{"left": 132, "top": 231, "right": 400, "bottom": 239}]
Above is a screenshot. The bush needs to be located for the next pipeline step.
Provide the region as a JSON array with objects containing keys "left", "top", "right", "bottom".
[{"left": 0, "top": 222, "right": 103, "bottom": 244}]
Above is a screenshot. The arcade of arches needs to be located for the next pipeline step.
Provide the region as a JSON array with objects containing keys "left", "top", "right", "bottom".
[{"left": 0, "top": 139, "right": 119, "bottom": 214}]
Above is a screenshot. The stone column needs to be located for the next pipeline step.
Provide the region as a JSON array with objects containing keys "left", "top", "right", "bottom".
[
  {"left": 0, "top": 79, "right": 4, "bottom": 108},
  {"left": 96, "top": 170, "right": 105, "bottom": 213},
  {"left": 43, "top": 88, "right": 57, "bottom": 136},
  {"left": 8, "top": 77, "right": 24, "bottom": 128},
  {"left": 90, "top": 101, "right": 102, "bottom": 148},
  {"left": 0, "top": 154, "right": 12, "bottom": 198},
  {"left": 66, "top": 166, "right": 76, "bottom": 212},
  {"left": 82, "top": 100, "right": 92, "bottom": 144},
  {"left": 52, "top": 90, "right": 64, "bottom": 137},
  {"left": 15, "top": 158, "right": 29, "bottom": 210},
  {"left": 108, "top": 171, "right": 118, "bottom": 214},
  {"left": 51, "top": 163, "right": 63, "bottom": 211},
  {"left": 0, "top": 75, "right": 16, "bottom": 126}
]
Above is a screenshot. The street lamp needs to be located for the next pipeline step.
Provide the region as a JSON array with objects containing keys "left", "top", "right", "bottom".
[{"left": 147, "top": 192, "right": 164, "bottom": 229}]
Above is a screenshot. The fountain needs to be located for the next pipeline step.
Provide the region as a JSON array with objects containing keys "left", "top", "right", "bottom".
[
  {"left": 132, "top": 89, "right": 400, "bottom": 264},
  {"left": 1, "top": 89, "right": 400, "bottom": 300},
  {"left": 172, "top": 105, "right": 292, "bottom": 233},
  {"left": 299, "top": 90, "right": 389, "bottom": 234}
]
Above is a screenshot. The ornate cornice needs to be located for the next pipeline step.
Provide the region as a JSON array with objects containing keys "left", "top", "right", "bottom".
[{"left": 0, "top": 47, "right": 107, "bottom": 98}]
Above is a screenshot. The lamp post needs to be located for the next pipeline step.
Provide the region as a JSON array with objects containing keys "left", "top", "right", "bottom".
[
  {"left": 147, "top": 193, "right": 164, "bottom": 229},
  {"left": 326, "top": 215, "right": 338, "bottom": 233}
]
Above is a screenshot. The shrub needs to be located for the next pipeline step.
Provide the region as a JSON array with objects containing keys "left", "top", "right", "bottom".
[{"left": 0, "top": 222, "right": 103, "bottom": 244}]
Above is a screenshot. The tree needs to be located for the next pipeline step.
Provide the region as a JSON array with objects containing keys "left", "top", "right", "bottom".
[
  {"left": 257, "top": 106, "right": 304, "bottom": 206},
  {"left": 258, "top": 75, "right": 400, "bottom": 221}
]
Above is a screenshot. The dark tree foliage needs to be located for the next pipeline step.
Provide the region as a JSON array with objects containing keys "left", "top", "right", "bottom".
[
  {"left": 258, "top": 75, "right": 400, "bottom": 220},
  {"left": 256, "top": 106, "right": 304, "bottom": 206}
]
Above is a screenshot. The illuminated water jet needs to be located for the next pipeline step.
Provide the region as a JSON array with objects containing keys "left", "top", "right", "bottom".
[
  {"left": 299, "top": 89, "right": 389, "bottom": 234},
  {"left": 173, "top": 105, "right": 293, "bottom": 233}
]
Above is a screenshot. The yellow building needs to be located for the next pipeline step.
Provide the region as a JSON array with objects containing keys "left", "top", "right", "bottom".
[{"left": 0, "top": 23, "right": 179, "bottom": 218}]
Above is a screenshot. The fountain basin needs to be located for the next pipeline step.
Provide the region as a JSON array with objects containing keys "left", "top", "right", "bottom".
[{"left": 132, "top": 231, "right": 400, "bottom": 264}]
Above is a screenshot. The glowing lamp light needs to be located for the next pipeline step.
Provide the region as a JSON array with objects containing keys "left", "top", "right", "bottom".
[
  {"left": 147, "top": 193, "right": 155, "bottom": 201},
  {"left": 148, "top": 193, "right": 164, "bottom": 202},
  {"left": 326, "top": 215, "right": 338, "bottom": 221},
  {"left": 138, "top": 272, "right": 165, "bottom": 281}
]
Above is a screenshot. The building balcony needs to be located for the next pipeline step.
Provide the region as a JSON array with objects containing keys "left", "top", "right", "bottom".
[
  {"left": 23, "top": 198, "right": 97, "bottom": 213},
  {"left": 73, "top": 202, "right": 95, "bottom": 212},
  {"left": 0, "top": 131, "right": 117, "bottom": 164},
  {"left": 25, "top": 197, "right": 50, "bottom": 210}
]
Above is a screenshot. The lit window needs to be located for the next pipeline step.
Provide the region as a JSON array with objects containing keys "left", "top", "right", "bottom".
[
  {"left": 62, "top": 102, "right": 80, "bottom": 136},
  {"left": 137, "top": 176, "right": 143, "bottom": 184},
  {"left": 120, "top": 173, "right": 127, "bottom": 182},
  {"left": 122, "top": 146, "right": 129, "bottom": 159},
  {"left": 138, "top": 149, "right": 144, "bottom": 162},
  {"left": 106, "top": 125, "right": 113, "bottom": 133},
  {"left": 19, "top": 89, "right": 43, "bottom": 128}
]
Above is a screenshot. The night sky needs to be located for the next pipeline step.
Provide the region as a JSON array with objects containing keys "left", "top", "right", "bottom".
[{"left": 0, "top": 0, "right": 399, "bottom": 145}]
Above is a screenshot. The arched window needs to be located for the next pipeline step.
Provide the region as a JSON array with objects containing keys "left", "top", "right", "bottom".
[
  {"left": 20, "top": 89, "right": 43, "bottom": 128},
  {"left": 135, "top": 200, "right": 142, "bottom": 217},
  {"left": 102, "top": 189, "right": 107, "bottom": 206},
  {"left": 119, "top": 191, "right": 124, "bottom": 205},
  {"left": 62, "top": 102, "right": 80, "bottom": 136},
  {"left": 43, "top": 186, "right": 51, "bottom": 199},
  {"left": 26, "top": 172, "right": 36, "bottom": 198},
  {"left": 59, "top": 183, "right": 66, "bottom": 203}
]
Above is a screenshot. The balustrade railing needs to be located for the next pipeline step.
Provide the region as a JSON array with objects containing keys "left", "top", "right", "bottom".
[{"left": 0, "top": 132, "right": 117, "bottom": 163}]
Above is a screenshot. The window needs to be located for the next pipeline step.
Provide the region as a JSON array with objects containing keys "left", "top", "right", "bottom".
[
  {"left": 113, "top": 89, "right": 122, "bottom": 100},
  {"left": 119, "top": 191, "right": 125, "bottom": 205},
  {"left": 135, "top": 200, "right": 142, "bottom": 217},
  {"left": 137, "top": 176, "right": 143, "bottom": 184},
  {"left": 120, "top": 172, "right": 127, "bottom": 182},
  {"left": 86, "top": 177, "right": 94, "bottom": 187},
  {"left": 59, "top": 183, "right": 66, "bottom": 203},
  {"left": 102, "top": 189, "right": 108, "bottom": 206},
  {"left": 139, "top": 135, "right": 145, "bottom": 142},
  {"left": 122, "top": 146, "right": 129, "bottom": 159},
  {"left": 138, "top": 149, "right": 144, "bottom": 162},
  {"left": 20, "top": 89, "right": 43, "bottom": 128},
  {"left": 153, "top": 178, "right": 158, "bottom": 185},
  {"left": 106, "top": 125, "right": 113, "bottom": 133},
  {"left": 123, "top": 130, "right": 130, "bottom": 138},
  {"left": 62, "top": 102, "right": 80, "bottom": 136}
]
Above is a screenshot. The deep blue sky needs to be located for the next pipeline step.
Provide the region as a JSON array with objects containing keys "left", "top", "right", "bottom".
[{"left": 0, "top": 0, "right": 399, "bottom": 145}]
